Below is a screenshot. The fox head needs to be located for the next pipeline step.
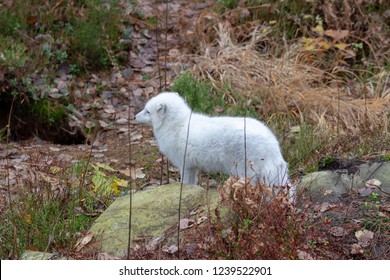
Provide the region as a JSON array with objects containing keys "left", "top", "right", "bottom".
[{"left": 135, "top": 92, "right": 190, "bottom": 129}]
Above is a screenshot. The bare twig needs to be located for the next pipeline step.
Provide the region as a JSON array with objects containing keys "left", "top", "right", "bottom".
[
  {"left": 6, "top": 95, "right": 17, "bottom": 259},
  {"left": 5, "top": 95, "right": 17, "bottom": 210},
  {"left": 155, "top": 11, "right": 165, "bottom": 186},
  {"left": 42, "top": 207, "right": 65, "bottom": 259}
]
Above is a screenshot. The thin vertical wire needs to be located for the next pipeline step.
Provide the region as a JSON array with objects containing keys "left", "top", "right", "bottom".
[
  {"left": 244, "top": 116, "right": 247, "bottom": 183},
  {"left": 164, "top": 0, "right": 170, "bottom": 184},
  {"left": 177, "top": 111, "right": 192, "bottom": 258},
  {"left": 155, "top": 8, "right": 165, "bottom": 186},
  {"left": 126, "top": 98, "right": 133, "bottom": 259}
]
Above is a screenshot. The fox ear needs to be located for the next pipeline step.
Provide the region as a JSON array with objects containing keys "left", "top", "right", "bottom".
[{"left": 157, "top": 103, "right": 166, "bottom": 115}]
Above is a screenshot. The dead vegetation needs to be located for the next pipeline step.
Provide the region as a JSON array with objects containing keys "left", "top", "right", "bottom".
[
  {"left": 189, "top": 23, "right": 389, "bottom": 134},
  {"left": 125, "top": 176, "right": 390, "bottom": 260}
]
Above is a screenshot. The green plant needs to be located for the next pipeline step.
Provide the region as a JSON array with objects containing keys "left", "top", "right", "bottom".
[
  {"left": 30, "top": 99, "right": 67, "bottom": 125},
  {"left": 379, "top": 154, "right": 390, "bottom": 161},
  {"left": 0, "top": 183, "right": 94, "bottom": 259},
  {"left": 54, "top": 50, "right": 68, "bottom": 64},
  {"left": 218, "top": 0, "right": 239, "bottom": 10},
  {"left": 172, "top": 72, "right": 223, "bottom": 114},
  {"left": 0, "top": 127, "right": 5, "bottom": 141},
  {"left": 90, "top": 163, "right": 128, "bottom": 197},
  {"left": 172, "top": 74, "right": 259, "bottom": 120},
  {"left": 319, "top": 155, "right": 335, "bottom": 169},
  {"left": 276, "top": 122, "right": 328, "bottom": 173},
  {"left": 0, "top": 10, "right": 24, "bottom": 37},
  {"left": 0, "top": 37, "right": 28, "bottom": 71},
  {"left": 70, "top": 0, "right": 121, "bottom": 70}
]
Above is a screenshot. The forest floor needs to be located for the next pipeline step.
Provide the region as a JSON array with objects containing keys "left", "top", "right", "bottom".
[{"left": 0, "top": 0, "right": 389, "bottom": 259}]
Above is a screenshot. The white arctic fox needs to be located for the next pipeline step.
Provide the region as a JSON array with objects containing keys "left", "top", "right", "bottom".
[{"left": 136, "top": 92, "right": 293, "bottom": 197}]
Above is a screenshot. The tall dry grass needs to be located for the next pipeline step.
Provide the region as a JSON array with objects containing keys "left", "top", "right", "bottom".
[{"left": 188, "top": 23, "right": 389, "bottom": 134}]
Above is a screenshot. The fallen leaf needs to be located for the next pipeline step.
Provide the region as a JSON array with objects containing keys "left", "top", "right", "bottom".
[
  {"left": 133, "top": 88, "right": 143, "bottom": 96},
  {"left": 74, "top": 231, "right": 94, "bottom": 252},
  {"left": 355, "top": 229, "right": 374, "bottom": 247},
  {"left": 379, "top": 204, "right": 390, "bottom": 212},
  {"left": 180, "top": 218, "right": 195, "bottom": 230},
  {"left": 316, "top": 202, "right": 337, "bottom": 212},
  {"left": 189, "top": 208, "right": 199, "bottom": 216},
  {"left": 95, "top": 162, "right": 115, "bottom": 171},
  {"left": 197, "top": 216, "right": 207, "bottom": 225},
  {"left": 120, "top": 167, "right": 145, "bottom": 179},
  {"left": 144, "top": 87, "right": 154, "bottom": 95},
  {"left": 324, "top": 29, "right": 349, "bottom": 41},
  {"left": 334, "top": 43, "right": 349, "bottom": 51},
  {"left": 358, "top": 187, "right": 372, "bottom": 197},
  {"left": 324, "top": 189, "right": 333, "bottom": 196},
  {"left": 162, "top": 245, "right": 178, "bottom": 254},
  {"left": 342, "top": 48, "right": 356, "bottom": 58},
  {"left": 351, "top": 243, "right": 363, "bottom": 255},
  {"left": 365, "top": 179, "right": 382, "bottom": 189},
  {"left": 318, "top": 40, "right": 332, "bottom": 50},
  {"left": 25, "top": 214, "right": 32, "bottom": 224},
  {"left": 104, "top": 107, "right": 116, "bottom": 114},
  {"left": 99, "top": 120, "right": 110, "bottom": 128},
  {"left": 146, "top": 236, "right": 165, "bottom": 251},
  {"left": 85, "top": 121, "right": 95, "bottom": 128},
  {"left": 297, "top": 250, "right": 314, "bottom": 260},
  {"left": 330, "top": 226, "right": 346, "bottom": 237},
  {"left": 115, "top": 118, "right": 128, "bottom": 125},
  {"left": 312, "top": 24, "right": 324, "bottom": 35},
  {"left": 50, "top": 166, "right": 61, "bottom": 174},
  {"left": 169, "top": 48, "right": 181, "bottom": 57},
  {"left": 141, "top": 66, "right": 154, "bottom": 73}
]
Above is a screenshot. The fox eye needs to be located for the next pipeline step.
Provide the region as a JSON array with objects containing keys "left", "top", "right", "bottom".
[{"left": 146, "top": 109, "right": 150, "bottom": 114}]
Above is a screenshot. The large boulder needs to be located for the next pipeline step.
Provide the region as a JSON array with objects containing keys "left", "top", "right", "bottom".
[
  {"left": 300, "top": 161, "right": 390, "bottom": 202},
  {"left": 89, "top": 183, "right": 220, "bottom": 258}
]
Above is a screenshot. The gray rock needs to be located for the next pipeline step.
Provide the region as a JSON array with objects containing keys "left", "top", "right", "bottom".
[
  {"left": 89, "top": 183, "right": 220, "bottom": 258},
  {"left": 21, "top": 250, "right": 68, "bottom": 260},
  {"left": 300, "top": 161, "right": 390, "bottom": 202}
]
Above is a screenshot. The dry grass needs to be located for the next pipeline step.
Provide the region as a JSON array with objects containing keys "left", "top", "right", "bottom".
[{"left": 188, "top": 23, "right": 389, "bottom": 134}]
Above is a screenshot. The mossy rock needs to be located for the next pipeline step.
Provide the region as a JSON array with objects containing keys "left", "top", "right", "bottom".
[
  {"left": 20, "top": 250, "right": 68, "bottom": 260},
  {"left": 89, "top": 183, "right": 222, "bottom": 258},
  {"left": 300, "top": 161, "right": 390, "bottom": 202}
]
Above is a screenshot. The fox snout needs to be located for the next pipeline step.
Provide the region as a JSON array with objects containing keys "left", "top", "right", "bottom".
[{"left": 135, "top": 109, "right": 151, "bottom": 125}]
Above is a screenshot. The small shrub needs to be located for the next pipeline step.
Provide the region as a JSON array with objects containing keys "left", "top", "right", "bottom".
[
  {"left": 0, "top": 185, "right": 94, "bottom": 259},
  {"left": 0, "top": 37, "right": 29, "bottom": 71},
  {"left": 70, "top": 0, "right": 121, "bottom": 70},
  {"left": 172, "top": 72, "right": 258, "bottom": 117},
  {"left": 0, "top": 158, "right": 127, "bottom": 259},
  {"left": 30, "top": 99, "right": 67, "bottom": 125},
  {"left": 217, "top": 0, "right": 239, "bottom": 10},
  {"left": 172, "top": 72, "right": 223, "bottom": 114},
  {"left": 0, "top": 10, "right": 24, "bottom": 37}
]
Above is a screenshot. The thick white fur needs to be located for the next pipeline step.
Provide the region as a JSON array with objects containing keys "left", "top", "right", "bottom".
[{"left": 136, "top": 92, "right": 293, "bottom": 197}]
